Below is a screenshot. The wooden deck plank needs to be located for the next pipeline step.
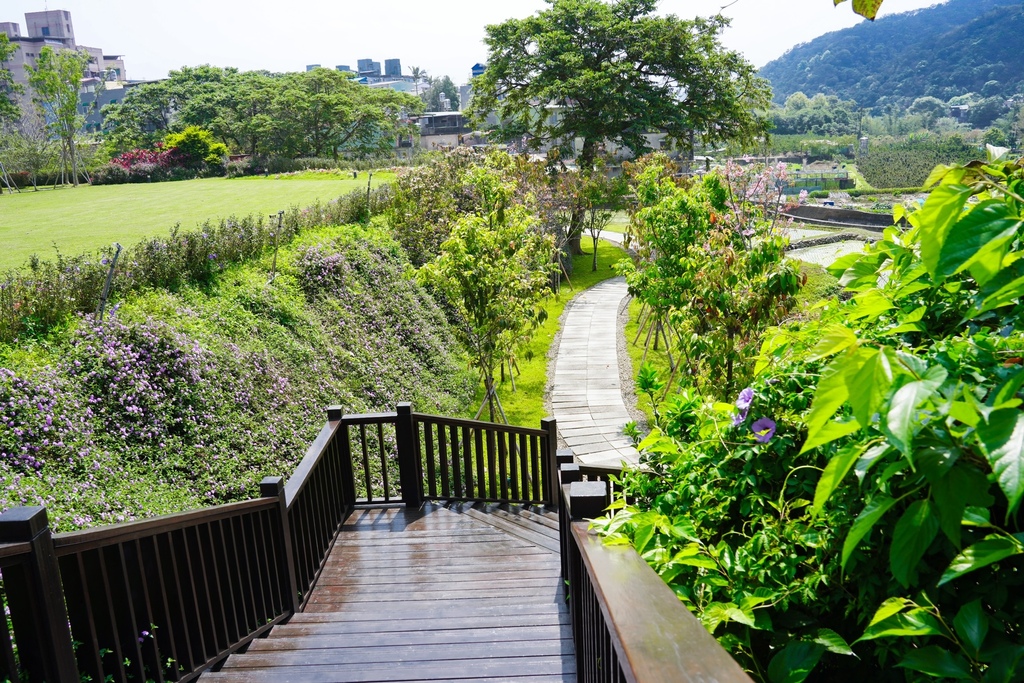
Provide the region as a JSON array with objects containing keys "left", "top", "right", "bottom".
[{"left": 204, "top": 504, "right": 575, "bottom": 683}]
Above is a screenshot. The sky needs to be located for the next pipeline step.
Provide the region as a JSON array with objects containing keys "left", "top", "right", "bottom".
[{"left": 2, "top": 0, "right": 945, "bottom": 84}]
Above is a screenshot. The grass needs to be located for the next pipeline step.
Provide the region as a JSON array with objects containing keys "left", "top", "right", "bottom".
[
  {"left": 0, "top": 173, "right": 393, "bottom": 271},
  {"left": 465, "top": 239, "right": 629, "bottom": 428}
]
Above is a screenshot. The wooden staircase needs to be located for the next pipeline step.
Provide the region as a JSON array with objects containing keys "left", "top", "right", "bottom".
[{"left": 201, "top": 503, "right": 574, "bottom": 683}]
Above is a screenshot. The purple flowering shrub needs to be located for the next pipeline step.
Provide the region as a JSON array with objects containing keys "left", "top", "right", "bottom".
[{"left": 0, "top": 226, "right": 474, "bottom": 530}]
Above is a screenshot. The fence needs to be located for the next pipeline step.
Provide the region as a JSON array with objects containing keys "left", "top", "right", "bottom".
[{"left": 557, "top": 463, "right": 752, "bottom": 683}]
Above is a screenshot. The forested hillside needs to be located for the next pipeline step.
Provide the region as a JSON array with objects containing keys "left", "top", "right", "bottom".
[{"left": 760, "top": 0, "right": 1024, "bottom": 108}]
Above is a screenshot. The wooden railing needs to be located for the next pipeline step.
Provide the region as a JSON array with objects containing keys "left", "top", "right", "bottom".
[
  {"left": 335, "top": 402, "right": 560, "bottom": 508},
  {"left": 0, "top": 404, "right": 353, "bottom": 683},
  {"left": 0, "top": 401, "right": 749, "bottom": 683},
  {"left": 557, "top": 464, "right": 753, "bottom": 683}
]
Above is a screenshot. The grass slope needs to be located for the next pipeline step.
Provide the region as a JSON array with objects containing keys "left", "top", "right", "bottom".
[{"left": 0, "top": 174, "right": 391, "bottom": 271}]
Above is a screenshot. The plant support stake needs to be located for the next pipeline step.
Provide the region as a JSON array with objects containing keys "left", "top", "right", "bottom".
[
  {"left": 269, "top": 210, "right": 284, "bottom": 282},
  {"left": 97, "top": 242, "right": 122, "bottom": 320}
]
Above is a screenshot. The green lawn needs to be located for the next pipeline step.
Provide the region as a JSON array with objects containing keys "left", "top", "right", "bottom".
[{"left": 0, "top": 174, "right": 392, "bottom": 271}]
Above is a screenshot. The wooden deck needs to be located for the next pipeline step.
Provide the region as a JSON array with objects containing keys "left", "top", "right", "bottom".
[{"left": 201, "top": 503, "right": 574, "bottom": 683}]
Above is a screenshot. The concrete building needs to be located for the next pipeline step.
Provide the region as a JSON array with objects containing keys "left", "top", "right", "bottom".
[
  {"left": 337, "top": 64, "right": 351, "bottom": 73},
  {"left": 305, "top": 64, "right": 321, "bottom": 71},
  {"left": 384, "top": 58, "right": 401, "bottom": 77},
  {"left": 0, "top": 9, "right": 127, "bottom": 89},
  {"left": 357, "top": 58, "right": 381, "bottom": 77}
]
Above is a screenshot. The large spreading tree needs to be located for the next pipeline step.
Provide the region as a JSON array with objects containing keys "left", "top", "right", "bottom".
[
  {"left": 0, "top": 33, "right": 21, "bottom": 126},
  {"left": 27, "top": 47, "right": 89, "bottom": 186},
  {"left": 469, "top": 0, "right": 771, "bottom": 170}
]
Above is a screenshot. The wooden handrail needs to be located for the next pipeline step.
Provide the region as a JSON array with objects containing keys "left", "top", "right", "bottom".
[
  {"left": 284, "top": 416, "right": 342, "bottom": 507},
  {"left": 559, "top": 468, "right": 752, "bottom": 683},
  {"left": 414, "top": 412, "right": 548, "bottom": 437}
]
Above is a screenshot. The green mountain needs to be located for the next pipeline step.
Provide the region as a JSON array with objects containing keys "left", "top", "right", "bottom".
[{"left": 759, "top": 0, "right": 1024, "bottom": 109}]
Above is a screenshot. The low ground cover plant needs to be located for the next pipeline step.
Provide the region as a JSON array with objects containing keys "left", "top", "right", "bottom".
[
  {"left": 0, "top": 224, "right": 474, "bottom": 530},
  {"left": 598, "top": 151, "right": 1024, "bottom": 680}
]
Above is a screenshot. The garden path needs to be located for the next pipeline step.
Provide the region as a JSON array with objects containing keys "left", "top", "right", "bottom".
[{"left": 549, "top": 232, "right": 639, "bottom": 469}]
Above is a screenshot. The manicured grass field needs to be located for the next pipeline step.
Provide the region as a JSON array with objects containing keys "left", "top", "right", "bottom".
[{"left": 0, "top": 173, "right": 391, "bottom": 271}]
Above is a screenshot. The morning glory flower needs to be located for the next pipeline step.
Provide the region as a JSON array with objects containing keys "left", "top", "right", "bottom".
[
  {"left": 751, "top": 417, "right": 776, "bottom": 443},
  {"left": 736, "top": 388, "right": 754, "bottom": 412}
]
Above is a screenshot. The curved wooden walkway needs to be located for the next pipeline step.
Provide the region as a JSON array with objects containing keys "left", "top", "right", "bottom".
[{"left": 202, "top": 503, "right": 573, "bottom": 683}]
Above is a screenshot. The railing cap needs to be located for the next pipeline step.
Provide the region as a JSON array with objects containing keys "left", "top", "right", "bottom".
[
  {"left": 327, "top": 405, "right": 343, "bottom": 421},
  {"left": 260, "top": 476, "right": 285, "bottom": 498},
  {"left": 559, "top": 463, "right": 582, "bottom": 484},
  {"left": 568, "top": 480, "right": 608, "bottom": 520},
  {"left": 0, "top": 506, "right": 49, "bottom": 542}
]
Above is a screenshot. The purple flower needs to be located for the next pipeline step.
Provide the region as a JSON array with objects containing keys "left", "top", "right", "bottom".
[
  {"left": 736, "top": 388, "right": 754, "bottom": 412},
  {"left": 751, "top": 417, "right": 776, "bottom": 443},
  {"left": 731, "top": 411, "right": 745, "bottom": 427}
]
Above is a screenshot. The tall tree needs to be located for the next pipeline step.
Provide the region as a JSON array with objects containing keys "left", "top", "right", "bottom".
[
  {"left": 0, "top": 33, "right": 22, "bottom": 126},
  {"left": 470, "top": 0, "right": 770, "bottom": 252},
  {"left": 28, "top": 47, "right": 89, "bottom": 186},
  {"left": 409, "top": 66, "right": 427, "bottom": 97},
  {"left": 421, "top": 75, "right": 460, "bottom": 111}
]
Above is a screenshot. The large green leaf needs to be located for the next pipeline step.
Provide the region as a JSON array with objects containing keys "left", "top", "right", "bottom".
[
  {"left": 848, "top": 348, "right": 893, "bottom": 426},
  {"left": 939, "top": 534, "right": 1024, "bottom": 585},
  {"left": 842, "top": 494, "right": 898, "bottom": 569},
  {"left": 812, "top": 443, "right": 864, "bottom": 517},
  {"left": 883, "top": 366, "right": 947, "bottom": 455},
  {"left": 833, "top": 0, "right": 884, "bottom": 21},
  {"left": 952, "top": 599, "right": 988, "bottom": 656},
  {"left": 931, "top": 464, "right": 993, "bottom": 548},
  {"left": 936, "top": 200, "right": 1022, "bottom": 282},
  {"left": 897, "top": 646, "right": 973, "bottom": 679},
  {"left": 812, "top": 628, "right": 855, "bottom": 656},
  {"left": 977, "top": 274, "right": 1024, "bottom": 316},
  {"left": 917, "top": 184, "right": 972, "bottom": 277},
  {"left": 976, "top": 409, "right": 1024, "bottom": 512},
  {"left": 805, "top": 325, "right": 858, "bottom": 362},
  {"left": 767, "top": 642, "right": 825, "bottom": 683},
  {"left": 857, "top": 609, "right": 945, "bottom": 641},
  {"left": 802, "top": 419, "right": 861, "bottom": 455},
  {"left": 890, "top": 500, "right": 939, "bottom": 587}
]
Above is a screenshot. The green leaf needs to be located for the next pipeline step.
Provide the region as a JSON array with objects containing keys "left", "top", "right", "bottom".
[
  {"left": 806, "top": 325, "right": 859, "bottom": 362},
  {"left": 976, "top": 409, "right": 1024, "bottom": 512},
  {"left": 977, "top": 274, "right": 1024, "bottom": 316},
  {"left": 939, "top": 534, "right": 1024, "bottom": 585},
  {"left": 857, "top": 609, "right": 945, "bottom": 641},
  {"left": 847, "top": 289, "right": 893, "bottom": 322},
  {"left": 767, "top": 642, "right": 825, "bottom": 683},
  {"left": 953, "top": 599, "right": 988, "bottom": 656},
  {"left": 897, "top": 646, "right": 973, "bottom": 679},
  {"left": 890, "top": 500, "right": 939, "bottom": 587},
  {"left": 842, "top": 494, "right": 898, "bottom": 569},
  {"left": 995, "top": 368, "right": 1024, "bottom": 407},
  {"left": 917, "top": 183, "right": 972, "bottom": 277},
  {"left": 812, "top": 443, "right": 864, "bottom": 517},
  {"left": 867, "top": 597, "right": 915, "bottom": 627},
  {"left": 932, "top": 464, "right": 993, "bottom": 548},
  {"left": 812, "top": 628, "right": 855, "bottom": 656},
  {"left": 883, "top": 365, "right": 947, "bottom": 455},
  {"left": 936, "top": 200, "right": 1022, "bottom": 281},
  {"left": 801, "top": 419, "right": 861, "bottom": 455},
  {"left": 633, "top": 523, "right": 655, "bottom": 554},
  {"left": 848, "top": 348, "right": 893, "bottom": 426}
]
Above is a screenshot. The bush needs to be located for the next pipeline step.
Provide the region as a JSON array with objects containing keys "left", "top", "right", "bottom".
[
  {"left": 0, "top": 186, "right": 395, "bottom": 344},
  {"left": 127, "top": 162, "right": 168, "bottom": 183},
  {"left": 90, "top": 163, "right": 130, "bottom": 185},
  {"left": 807, "top": 186, "right": 924, "bottom": 198}
]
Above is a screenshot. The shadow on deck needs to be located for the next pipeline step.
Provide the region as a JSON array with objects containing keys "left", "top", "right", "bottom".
[{"left": 204, "top": 503, "right": 573, "bottom": 683}]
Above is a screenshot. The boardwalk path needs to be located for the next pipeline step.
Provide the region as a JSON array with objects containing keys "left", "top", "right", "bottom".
[
  {"left": 547, "top": 229, "right": 868, "bottom": 469},
  {"left": 549, "top": 233, "right": 639, "bottom": 468}
]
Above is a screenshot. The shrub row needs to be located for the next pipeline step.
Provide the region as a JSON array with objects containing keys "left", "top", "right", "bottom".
[
  {"left": 0, "top": 185, "right": 392, "bottom": 344},
  {"left": 808, "top": 186, "right": 924, "bottom": 198},
  {"left": 91, "top": 162, "right": 227, "bottom": 185}
]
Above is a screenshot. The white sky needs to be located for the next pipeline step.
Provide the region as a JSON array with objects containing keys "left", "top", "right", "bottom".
[{"left": 2, "top": 0, "right": 944, "bottom": 83}]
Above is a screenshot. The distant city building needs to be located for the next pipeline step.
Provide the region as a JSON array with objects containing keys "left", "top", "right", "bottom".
[
  {"left": 470, "top": 63, "right": 486, "bottom": 79},
  {"left": 337, "top": 64, "right": 351, "bottom": 72},
  {"left": 357, "top": 58, "right": 381, "bottom": 77},
  {"left": 384, "top": 58, "right": 401, "bottom": 77},
  {"left": 306, "top": 64, "right": 321, "bottom": 71},
  {"left": 459, "top": 84, "right": 472, "bottom": 112},
  {"left": 0, "top": 9, "right": 127, "bottom": 89}
]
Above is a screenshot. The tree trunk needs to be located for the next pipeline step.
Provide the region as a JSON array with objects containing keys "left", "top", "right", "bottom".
[{"left": 568, "top": 138, "right": 598, "bottom": 256}]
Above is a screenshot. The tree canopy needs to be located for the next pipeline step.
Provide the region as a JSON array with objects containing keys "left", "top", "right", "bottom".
[
  {"left": 469, "top": 0, "right": 771, "bottom": 169},
  {"left": 102, "top": 66, "right": 422, "bottom": 159},
  {"left": 27, "top": 47, "right": 90, "bottom": 186},
  {"left": 0, "top": 33, "right": 21, "bottom": 126}
]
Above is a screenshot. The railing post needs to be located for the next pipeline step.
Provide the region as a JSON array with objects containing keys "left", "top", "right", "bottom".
[
  {"left": 328, "top": 405, "right": 357, "bottom": 508},
  {"left": 0, "top": 507, "right": 79, "bottom": 683},
  {"left": 396, "top": 402, "right": 423, "bottom": 509},
  {"left": 260, "top": 477, "right": 301, "bottom": 614},
  {"left": 541, "top": 417, "right": 560, "bottom": 508},
  {"left": 568, "top": 480, "right": 609, "bottom": 521}
]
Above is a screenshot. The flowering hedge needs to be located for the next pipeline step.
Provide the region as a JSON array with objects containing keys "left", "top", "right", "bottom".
[{"left": 0, "top": 225, "right": 474, "bottom": 530}]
